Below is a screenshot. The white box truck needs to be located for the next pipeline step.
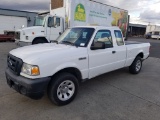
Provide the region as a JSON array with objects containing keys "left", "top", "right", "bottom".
[
  {"left": 15, "top": 0, "right": 129, "bottom": 46},
  {"left": 145, "top": 25, "right": 160, "bottom": 39},
  {"left": 146, "top": 25, "right": 160, "bottom": 34}
]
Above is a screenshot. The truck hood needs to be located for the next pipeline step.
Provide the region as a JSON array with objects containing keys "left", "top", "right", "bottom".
[
  {"left": 10, "top": 43, "right": 85, "bottom": 64},
  {"left": 20, "top": 26, "right": 44, "bottom": 31},
  {"left": 17, "top": 26, "right": 45, "bottom": 35}
]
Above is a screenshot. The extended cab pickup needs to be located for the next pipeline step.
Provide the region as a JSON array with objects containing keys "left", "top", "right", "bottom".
[{"left": 6, "top": 26, "right": 150, "bottom": 106}]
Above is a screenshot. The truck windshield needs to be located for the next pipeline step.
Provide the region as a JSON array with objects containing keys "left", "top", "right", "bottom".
[
  {"left": 34, "top": 16, "right": 45, "bottom": 26},
  {"left": 57, "top": 28, "right": 95, "bottom": 47}
]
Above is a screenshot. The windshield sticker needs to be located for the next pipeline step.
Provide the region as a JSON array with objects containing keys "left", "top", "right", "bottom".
[{"left": 80, "top": 43, "right": 85, "bottom": 46}]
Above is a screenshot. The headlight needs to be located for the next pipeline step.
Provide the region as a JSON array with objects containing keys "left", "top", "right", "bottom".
[{"left": 21, "top": 63, "right": 40, "bottom": 76}]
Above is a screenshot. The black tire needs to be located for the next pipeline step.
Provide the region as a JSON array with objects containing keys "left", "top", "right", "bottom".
[
  {"left": 32, "top": 38, "right": 47, "bottom": 45},
  {"left": 129, "top": 56, "right": 142, "bottom": 74},
  {"left": 48, "top": 72, "right": 79, "bottom": 106}
]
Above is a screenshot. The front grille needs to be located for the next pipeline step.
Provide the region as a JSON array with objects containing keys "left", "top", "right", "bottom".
[
  {"left": 7, "top": 54, "right": 23, "bottom": 76},
  {"left": 15, "top": 32, "right": 20, "bottom": 40}
]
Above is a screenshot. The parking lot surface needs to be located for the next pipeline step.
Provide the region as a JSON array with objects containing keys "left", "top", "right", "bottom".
[{"left": 0, "top": 39, "right": 160, "bottom": 120}]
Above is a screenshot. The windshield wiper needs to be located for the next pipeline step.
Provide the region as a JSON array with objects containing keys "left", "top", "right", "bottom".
[{"left": 61, "top": 41, "right": 75, "bottom": 46}]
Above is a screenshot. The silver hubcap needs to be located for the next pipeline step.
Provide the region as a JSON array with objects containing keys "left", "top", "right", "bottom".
[
  {"left": 136, "top": 60, "right": 141, "bottom": 72},
  {"left": 57, "top": 80, "right": 75, "bottom": 101}
]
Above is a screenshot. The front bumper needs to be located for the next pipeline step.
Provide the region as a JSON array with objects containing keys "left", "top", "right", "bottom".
[
  {"left": 5, "top": 68, "right": 51, "bottom": 99},
  {"left": 15, "top": 40, "right": 32, "bottom": 47}
]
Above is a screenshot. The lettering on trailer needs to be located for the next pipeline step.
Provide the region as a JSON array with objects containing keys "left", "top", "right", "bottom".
[{"left": 74, "top": 3, "right": 86, "bottom": 22}]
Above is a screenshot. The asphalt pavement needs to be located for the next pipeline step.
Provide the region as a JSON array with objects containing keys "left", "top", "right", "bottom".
[{"left": 0, "top": 39, "right": 160, "bottom": 120}]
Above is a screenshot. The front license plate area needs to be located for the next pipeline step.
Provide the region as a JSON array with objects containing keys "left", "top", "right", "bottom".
[
  {"left": 6, "top": 76, "right": 20, "bottom": 92},
  {"left": 7, "top": 76, "right": 13, "bottom": 87}
]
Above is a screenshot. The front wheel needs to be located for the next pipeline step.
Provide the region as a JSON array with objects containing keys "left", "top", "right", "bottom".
[
  {"left": 129, "top": 56, "right": 142, "bottom": 74},
  {"left": 48, "top": 73, "right": 79, "bottom": 106},
  {"left": 32, "top": 38, "right": 47, "bottom": 45}
]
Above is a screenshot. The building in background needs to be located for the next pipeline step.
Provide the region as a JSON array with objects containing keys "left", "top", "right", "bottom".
[
  {"left": 51, "top": 0, "right": 63, "bottom": 9},
  {"left": 146, "top": 25, "right": 160, "bottom": 33},
  {"left": 0, "top": 8, "right": 38, "bottom": 34},
  {"left": 146, "top": 25, "right": 160, "bottom": 39},
  {"left": 128, "top": 23, "right": 146, "bottom": 37}
]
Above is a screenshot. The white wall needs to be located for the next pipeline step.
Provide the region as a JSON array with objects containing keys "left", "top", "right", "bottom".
[
  {"left": 146, "top": 25, "right": 160, "bottom": 33},
  {"left": 0, "top": 15, "right": 27, "bottom": 34}
]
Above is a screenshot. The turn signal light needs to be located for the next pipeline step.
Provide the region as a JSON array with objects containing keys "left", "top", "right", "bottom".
[{"left": 31, "top": 67, "right": 40, "bottom": 75}]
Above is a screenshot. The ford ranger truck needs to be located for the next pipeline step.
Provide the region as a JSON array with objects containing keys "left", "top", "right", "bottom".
[{"left": 6, "top": 26, "right": 150, "bottom": 106}]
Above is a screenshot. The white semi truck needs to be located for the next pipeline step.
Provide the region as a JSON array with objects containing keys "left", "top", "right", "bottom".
[{"left": 15, "top": 0, "right": 129, "bottom": 46}]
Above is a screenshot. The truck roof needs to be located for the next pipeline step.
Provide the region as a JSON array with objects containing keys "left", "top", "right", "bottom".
[
  {"left": 90, "top": 0, "right": 128, "bottom": 12},
  {"left": 72, "top": 26, "right": 121, "bottom": 30}
]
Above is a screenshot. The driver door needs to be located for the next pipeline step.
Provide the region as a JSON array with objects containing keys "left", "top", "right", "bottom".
[
  {"left": 47, "top": 17, "right": 63, "bottom": 41},
  {"left": 88, "top": 30, "right": 117, "bottom": 79}
]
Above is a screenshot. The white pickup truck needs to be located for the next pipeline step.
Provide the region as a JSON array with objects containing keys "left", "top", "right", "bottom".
[{"left": 6, "top": 26, "right": 150, "bottom": 106}]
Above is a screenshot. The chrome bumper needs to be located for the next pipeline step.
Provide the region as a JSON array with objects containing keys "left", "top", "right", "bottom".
[{"left": 15, "top": 40, "right": 32, "bottom": 47}]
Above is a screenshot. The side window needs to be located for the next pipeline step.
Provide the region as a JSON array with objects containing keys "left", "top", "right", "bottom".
[
  {"left": 48, "top": 17, "right": 60, "bottom": 27},
  {"left": 48, "top": 17, "right": 54, "bottom": 27},
  {"left": 56, "top": 18, "right": 60, "bottom": 27},
  {"left": 114, "top": 30, "right": 124, "bottom": 46},
  {"left": 154, "top": 32, "right": 160, "bottom": 35},
  {"left": 93, "top": 30, "right": 113, "bottom": 48}
]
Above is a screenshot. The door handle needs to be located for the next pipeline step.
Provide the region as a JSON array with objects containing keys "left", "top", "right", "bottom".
[
  {"left": 79, "top": 57, "right": 87, "bottom": 60},
  {"left": 112, "top": 51, "right": 116, "bottom": 54},
  {"left": 59, "top": 32, "right": 62, "bottom": 35}
]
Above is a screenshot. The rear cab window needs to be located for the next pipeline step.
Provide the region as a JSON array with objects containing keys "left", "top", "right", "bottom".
[{"left": 114, "top": 30, "right": 124, "bottom": 46}]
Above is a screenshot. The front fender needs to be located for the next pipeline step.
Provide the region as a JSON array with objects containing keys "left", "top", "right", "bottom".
[
  {"left": 51, "top": 62, "right": 89, "bottom": 80},
  {"left": 28, "top": 35, "right": 47, "bottom": 42},
  {"left": 53, "top": 62, "right": 80, "bottom": 74}
]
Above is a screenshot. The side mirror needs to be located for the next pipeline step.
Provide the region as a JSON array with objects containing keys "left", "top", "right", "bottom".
[
  {"left": 48, "top": 17, "right": 52, "bottom": 27},
  {"left": 91, "top": 41, "right": 105, "bottom": 50},
  {"left": 21, "top": 25, "right": 25, "bottom": 28},
  {"left": 53, "top": 16, "right": 57, "bottom": 28}
]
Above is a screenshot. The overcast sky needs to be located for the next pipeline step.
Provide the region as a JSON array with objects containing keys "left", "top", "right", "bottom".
[{"left": 0, "top": 0, "right": 160, "bottom": 25}]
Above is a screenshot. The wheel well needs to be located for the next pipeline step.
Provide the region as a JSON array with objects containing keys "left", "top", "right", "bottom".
[
  {"left": 137, "top": 52, "right": 144, "bottom": 58},
  {"left": 32, "top": 37, "right": 48, "bottom": 44},
  {"left": 51, "top": 68, "right": 82, "bottom": 82}
]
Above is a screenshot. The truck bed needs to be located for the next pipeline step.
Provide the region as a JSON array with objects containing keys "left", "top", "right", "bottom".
[
  {"left": 125, "top": 41, "right": 147, "bottom": 45},
  {"left": 124, "top": 40, "right": 150, "bottom": 67}
]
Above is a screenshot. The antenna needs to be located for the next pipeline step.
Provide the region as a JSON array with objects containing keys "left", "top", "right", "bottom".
[{"left": 49, "top": 3, "right": 51, "bottom": 13}]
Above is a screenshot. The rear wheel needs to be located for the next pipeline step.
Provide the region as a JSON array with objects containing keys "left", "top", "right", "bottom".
[
  {"left": 32, "top": 38, "right": 47, "bottom": 45},
  {"left": 48, "top": 72, "right": 79, "bottom": 106},
  {"left": 129, "top": 56, "right": 142, "bottom": 74}
]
